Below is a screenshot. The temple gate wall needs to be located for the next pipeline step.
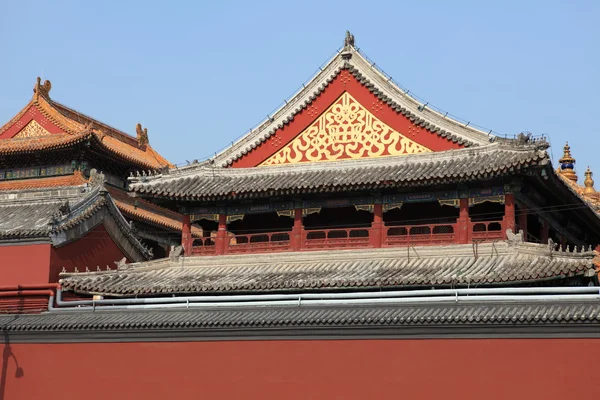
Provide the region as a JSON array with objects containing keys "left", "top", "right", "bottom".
[{"left": 2, "top": 339, "right": 599, "bottom": 399}]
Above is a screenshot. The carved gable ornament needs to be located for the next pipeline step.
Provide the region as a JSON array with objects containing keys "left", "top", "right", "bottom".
[
  {"left": 260, "top": 92, "right": 432, "bottom": 166},
  {"left": 13, "top": 119, "right": 51, "bottom": 139}
]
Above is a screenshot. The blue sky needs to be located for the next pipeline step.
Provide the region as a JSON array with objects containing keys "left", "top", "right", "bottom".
[{"left": 1, "top": 0, "right": 599, "bottom": 182}]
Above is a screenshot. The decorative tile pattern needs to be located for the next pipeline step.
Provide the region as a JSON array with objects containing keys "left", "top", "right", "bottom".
[
  {"left": 261, "top": 92, "right": 431, "bottom": 166},
  {"left": 13, "top": 120, "right": 51, "bottom": 138}
]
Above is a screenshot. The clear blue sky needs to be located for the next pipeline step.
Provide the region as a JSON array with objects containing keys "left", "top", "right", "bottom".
[{"left": 1, "top": 0, "right": 599, "bottom": 182}]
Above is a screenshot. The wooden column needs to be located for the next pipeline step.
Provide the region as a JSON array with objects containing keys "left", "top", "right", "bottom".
[
  {"left": 518, "top": 203, "right": 528, "bottom": 239},
  {"left": 502, "top": 193, "right": 516, "bottom": 239},
  {"left": 291, "top": 208, "right": 304, "bottom": 251},
  {"left": 216, "top": 213, "right": 228, "bottom": 255},
  {"left": 456, "top": 198, "right": 470, "bottom": 244},
  {"left": 181, "top": 215, "right": 192, "bottom": 256},
  {"left": 541, "top": 220, "right": 549, "bottom": 244},
  {"left": 370, "top": 203, "right": 383, "bottom": 248}
]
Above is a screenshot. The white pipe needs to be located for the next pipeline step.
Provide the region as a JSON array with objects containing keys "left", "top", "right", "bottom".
[
  {"left": 54, "top": 286, "right": 600, "bottom": 308},
  {"left": 48, "top": 293, "right": 600, "bottom": 313}
]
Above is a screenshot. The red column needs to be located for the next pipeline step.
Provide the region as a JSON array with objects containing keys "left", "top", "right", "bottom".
[
  {"left": 502, "top": 193, "right": 516, "bottom": 239},
  {"left": 216, "top": 213, "right": 227, "bottom": 255},
  {"left": 456, "top": 198, "right": 470, "bottom": 244},
  {"left": 181, "top": 215, "right": 192, "bottom": 256},
  {"left": 518, "top": 203, "right": 528, "bottom": 239},
  {"left": 370, "top": 203, "right": 383, "bottom": 248},
  {"left": 291, "top": 209, "right": 303, "bottom": 251},
  {"left": 541, "top": 220, "right": 549, "bottom": 244}
]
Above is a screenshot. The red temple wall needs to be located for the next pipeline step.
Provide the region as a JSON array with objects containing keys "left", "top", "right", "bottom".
[
  {"left": 3, "top": 338, "right": 599, "bottom": 400},
  {"left": 49, "top": 224, "right": 129, "bottom": 282},
  {"left": 0, "top": 244, "right": 51, "bottom": 285}
]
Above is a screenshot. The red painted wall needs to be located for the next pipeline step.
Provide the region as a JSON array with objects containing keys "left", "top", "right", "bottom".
[
  {"left": 0, "top": 244, "right": 51, "bottom": 285},
  {"left": 2, "top": 339, "right": 599, "bottom": 399},
  {"left": 49, "top": 224, "right": 128, "bottom": 281}
]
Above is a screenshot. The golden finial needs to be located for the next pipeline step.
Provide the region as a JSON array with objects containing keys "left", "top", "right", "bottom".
[
  {"left": 584, "top": 166, "right": 595, "bottom": 194},
  {"left": 558, "top": 142, "right": 578, "bottom": 182}
]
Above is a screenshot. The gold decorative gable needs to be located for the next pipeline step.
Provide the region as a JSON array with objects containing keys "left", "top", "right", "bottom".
[
  {"left": 260, "top": 92, "right": 432, "bottom": 166},
  {"left": 13, "top": 120, "right": 51, "bottom": 139}
]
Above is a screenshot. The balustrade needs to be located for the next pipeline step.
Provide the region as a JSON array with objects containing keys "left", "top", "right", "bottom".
[
  {"left": 304, "top": 228, "right": 370, "bottom": 250},
  {"left": 471, "top": 221, "right": 503, "bottom": 241},
  {"left": 227, "top": 231, "right": 291, "bottom": 254},
  {"left": 190, "top": 238, "right": 216, "bottom": 255},
  {"left": 385, "top": 223, "right": 456, "bottom": 246},
  {"left": 189, "top": 220, "right": 507, "bottom": 255}
]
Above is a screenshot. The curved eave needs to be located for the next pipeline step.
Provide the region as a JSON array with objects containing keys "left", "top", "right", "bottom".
[{"left": 131, "top": 144, "right": 549, "bottom": 202}]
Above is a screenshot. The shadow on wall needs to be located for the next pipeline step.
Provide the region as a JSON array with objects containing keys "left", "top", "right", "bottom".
[{"left": 0, "top": 298, "right": 25, "bottom": 400}]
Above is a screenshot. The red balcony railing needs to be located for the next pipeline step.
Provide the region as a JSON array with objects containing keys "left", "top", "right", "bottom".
[
  {"left": 190, "top": 238, "right": 216, "bottom": 255},
  {"left": 385, "top": 223, "right": 456, "bottom": 246},
  {"left": 471, "top": 221, "right": 503, "bottom": 241},
  {"left": 304, "top": 228, "right": 370, "bottom": 250},
  {"left": 227, "top": 231, "right": 292, "bottom": 254},
  {"left": 189, "top": 219, "right": 505, "bottom": 256}
]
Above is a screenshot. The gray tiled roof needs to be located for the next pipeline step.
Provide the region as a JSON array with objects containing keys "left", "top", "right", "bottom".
[
  {"left": 59, "top": 242, "right": 596, "bottom": 296},
  {"left": 0, "top": 186, "right": 89, "bottom": 238},
  {"left": 2, "top": 300, "right": 600, "bottom": 337},
  {"left": 130, "top": 143, "right": 549, "bottom": 200},
  {"left": 0, "top": 182, "right": 152, "bottom": 261}
]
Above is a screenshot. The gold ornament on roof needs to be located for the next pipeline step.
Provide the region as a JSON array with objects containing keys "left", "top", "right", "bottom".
[
  {"left": 260, "top": 92, "right": 432, "bottom": 166},
  {"left": 584, "top": 166, "right": 595, "bottom": 195},
  {"left": 558, "top": 142, "right": 577, "bottom": 182}
]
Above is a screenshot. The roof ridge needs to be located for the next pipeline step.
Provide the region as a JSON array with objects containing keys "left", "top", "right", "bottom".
[{"left": 211, "top": 44, "right": 529, "bottom": 167}]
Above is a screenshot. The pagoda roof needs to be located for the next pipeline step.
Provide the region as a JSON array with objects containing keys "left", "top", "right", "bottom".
[
  {"left": 212, "top": 35, "right": 501, "bottom": 167},
  {"left": 59, "top": 240, "right": 596, "bottom": 297},
  {"left": 107, "top": 187, "right": 202, "bottom": 237},
  {"left": 130, "top": 141, "right": 549, "bottom": 201},
  {"left": 0, "top": 78, "right": 171, "bottom": 170},
  {"left": 0, "top": 174, "right": 151, "bottom": 262}
]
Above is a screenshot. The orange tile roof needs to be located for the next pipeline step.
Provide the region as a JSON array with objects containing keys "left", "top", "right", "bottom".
[
  {"left": 95, "top": 133, "right": 172, "bottom": 170},
  {"left": 108, "top": 187, "right": 202, "bottom": 237},
  {"left": 0, "top": 79, "right": 172, "bottom": 170},
  {"left": 0, "top": 172, "right": 88, "bottom": 191}
]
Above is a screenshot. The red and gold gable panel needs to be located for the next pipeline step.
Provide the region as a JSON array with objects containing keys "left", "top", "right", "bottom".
[
  {"left": 231, "top": 70, "right": 464, "bottom": 168},
  {"left": 0, "top": 106, "right": 64, "bottom": 139},
  {"left": 260, "top": 92, "right": 431, "bottom": 165}
]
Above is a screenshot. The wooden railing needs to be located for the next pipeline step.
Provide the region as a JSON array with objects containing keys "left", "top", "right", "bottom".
[
  {"left": 471, "top": 221, "right": 503, "bottom": 241},
  {"left": 227, "top": 231, "right": 291, "bottom": 254},
  {"left": 189, "top": 219, "right": 505, "bottom": 256},
  {"left": 303, "top": 228, "right": 370, "bottom": 250},
  {"left": 385, "top": 223, "right": 456, "bottom": 246},
  {"left": 190, "top": 238, "right": 216, "bottom": 255}
]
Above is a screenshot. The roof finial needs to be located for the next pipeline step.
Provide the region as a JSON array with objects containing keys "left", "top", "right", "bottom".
[
  {"left": 344, "top": 31, "right": 355, "bottom": 48},
  {"left": 558, "top": 141, "right": 578, "bottom": 182},
  {"left": 584, "top": 166, "right": 595, "bottom": 194},
  {"left": 136, "top": 123, "right": 149, "bottom": 149},
  {"left": 33, "top": 77, "right": 52, "bottom": 100}
]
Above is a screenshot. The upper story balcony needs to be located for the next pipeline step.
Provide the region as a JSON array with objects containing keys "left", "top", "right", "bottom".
[{"left": 180, "top": 190, "right": 566, "bottom": 257}]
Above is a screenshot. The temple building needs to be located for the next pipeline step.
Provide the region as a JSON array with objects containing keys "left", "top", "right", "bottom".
[
  {"left": 1, "top": 33, "right": 600, "bottom": 400},
  {"left": 0, "top": 78, "right": 200, "bottom": 286}
]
